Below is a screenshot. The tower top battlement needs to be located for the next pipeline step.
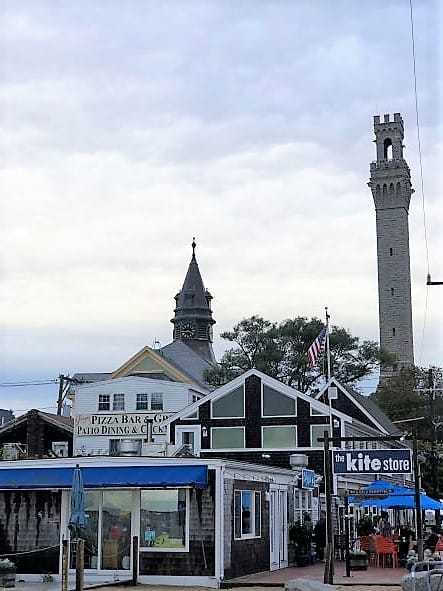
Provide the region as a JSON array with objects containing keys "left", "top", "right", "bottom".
[
  {"left": 374, "top": 113, "right": 403, "bottom": 127},
  {"left": 372, "top": 112, "right": 405, "bottom": 162}
]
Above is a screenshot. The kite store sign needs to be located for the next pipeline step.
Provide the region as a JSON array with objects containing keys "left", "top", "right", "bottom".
[
  {"left": 76, "top": 413, "right": 171, "bottom": 437},
  {"left": 333, "top": 449, "right": 412, "bottom": 475}
]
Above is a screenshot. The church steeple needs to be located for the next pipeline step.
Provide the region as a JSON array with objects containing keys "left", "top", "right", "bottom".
[{"left": 171, "top": 239, "right": 216, "bottom": 362}]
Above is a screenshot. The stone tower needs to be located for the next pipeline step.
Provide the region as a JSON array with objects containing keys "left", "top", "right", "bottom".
[
  {"left": 171, "top": 239, "right": 216, "bottom": 363},
  {"left": 368, "top": 113, "right": 414, "bottom": 379}
]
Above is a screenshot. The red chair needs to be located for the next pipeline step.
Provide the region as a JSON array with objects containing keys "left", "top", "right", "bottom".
[
  {"left": 372, "top": 535, "right": 398, "bottom": 568},
  {"left": 435, "top": 536, "right": 443, "bottom": 553},
  {"left": 360, "top": 535, "right": 375, "bottom": 566}
]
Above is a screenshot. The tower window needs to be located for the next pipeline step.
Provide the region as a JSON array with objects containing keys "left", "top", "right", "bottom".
[
  {"left": 384, "top": 138, "right": 393, "bottom": 160},
  {"left": 391, "top": 288, "right": 394, "bottom": 296},
  {"left": 389, "top": 248, "right": 393, "bottom": 256},
  {"left": 392, "top": 328, "right": 396, "bottom": 336}
]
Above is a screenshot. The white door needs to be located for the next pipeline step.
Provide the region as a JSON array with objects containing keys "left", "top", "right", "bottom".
[
  {"left": 175, "top": 425, "right": 201, "bottom": 455},
  {"left": 270, "top": 486, "right": 288, "bottom": 570}
]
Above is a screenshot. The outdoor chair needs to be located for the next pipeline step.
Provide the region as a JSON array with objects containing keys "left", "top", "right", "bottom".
[
  {"left": 435, "top": 536, "right": 443, "bottom": 553},
  {"left": 359, "top": 535, "right": 376, "bottom": 566},
  {"left": 372, "top": 535, "right": 398, "bottom": 568}
]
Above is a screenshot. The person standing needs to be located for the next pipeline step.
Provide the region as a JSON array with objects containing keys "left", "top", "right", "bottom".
[
  {"left": 314, "top": 510, "right": 327, "bottom": 562},
  {"left": 377, "top": 511, "right": 393, "bottom": 537}
]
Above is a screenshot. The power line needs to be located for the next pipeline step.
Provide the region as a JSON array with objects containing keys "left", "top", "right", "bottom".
[
  {"left": 409, "top": 0, "right": 433, "bottom": 365},
  {"left": 409, "top": 0, "right": 430, "bottom": 274},
  {"left": 0, "top": 379, "right": 58, "bottom": 387}
]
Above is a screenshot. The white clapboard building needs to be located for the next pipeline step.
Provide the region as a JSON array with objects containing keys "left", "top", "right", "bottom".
[{"left": 72, "top": 376, "right": 206, "bottom": 457}]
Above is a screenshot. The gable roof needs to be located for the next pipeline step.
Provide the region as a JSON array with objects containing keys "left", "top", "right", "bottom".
[
  {"left": 159, "top": 340, "right": 214, "bottom": 390},
  {"left": 161, "top": 368, "right": 350, "bottom": 427},
  {"left": 316, "top": 378, "right": 400, "bottom": 435},
  {"left": 0, "top": 410, "right": 74, "bottom": 436},
  {"left": 110, "top": 345, "right": 200, "bottom": 385}
]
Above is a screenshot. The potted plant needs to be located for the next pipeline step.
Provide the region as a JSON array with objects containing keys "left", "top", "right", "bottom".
[
  {"left": 356, "top": 515, "right": 375, "bottom": 537},
  {"left": 0, "top": 558, "right": 16, "bottom": 588},
  {"left": 289, "top": 520, "right": 312, "bottom": 567}
]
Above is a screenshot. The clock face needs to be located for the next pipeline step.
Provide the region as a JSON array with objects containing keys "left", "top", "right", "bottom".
[{"left": 181, "top": 322, "right": 195, "bottom": 339}]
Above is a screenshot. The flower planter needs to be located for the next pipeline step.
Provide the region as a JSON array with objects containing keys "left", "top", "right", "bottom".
[{"left": 349, "top": 551, "right": 368, "bottom": 571}]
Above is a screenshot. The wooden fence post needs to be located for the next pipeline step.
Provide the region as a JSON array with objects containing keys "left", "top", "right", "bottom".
[
  {"left": 132, "top": 536, "right": 139, "bottom": 586},
  {"left": 62, "top": 539, "right": 69, "bottom": 591},
  {"left": 76, "top": 539, "right": 84, "bottom": 591}
]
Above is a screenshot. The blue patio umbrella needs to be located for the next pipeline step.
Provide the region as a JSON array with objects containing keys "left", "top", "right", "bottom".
[
  {"left": 348, "top": 479, "right": 413, "bottom": 504},
  {"left": 359, "top": 492, "right": 443, "bottom": 511},
  {"left": 68, "top": 464, "right": 86, "bottom": 539}
]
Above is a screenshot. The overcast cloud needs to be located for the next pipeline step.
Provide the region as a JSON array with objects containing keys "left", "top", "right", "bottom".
[{"left": 1, "top": 0, "right": 441, "bottom": 414}]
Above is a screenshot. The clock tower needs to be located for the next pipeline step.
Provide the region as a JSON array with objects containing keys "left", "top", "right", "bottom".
[{"left": 171, "top": 239, "right": 216, "bottom": 362}]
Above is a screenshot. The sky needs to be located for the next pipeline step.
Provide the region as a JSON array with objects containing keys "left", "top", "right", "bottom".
[{"left": 1, "top": 0, "right": 441, "bottom": 416}]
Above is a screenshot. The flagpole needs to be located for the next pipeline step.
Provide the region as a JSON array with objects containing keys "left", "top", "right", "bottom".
[
  {"left": 325, "top": 307, "right": 331, "bottom": 382},
  {"left": 325, "top": 307, "right": 334, "bottom": 445}
]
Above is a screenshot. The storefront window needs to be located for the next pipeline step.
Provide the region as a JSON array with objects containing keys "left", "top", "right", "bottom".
[
  {"left": 101, "top": 490, "right": 132, "bottom": 569},
  {"left": 234, "top": 490, "right": 261, "bottom": 539},
  {"left": 70, "top": 490, "right": 100, "bottom": 569},
  {"left": 140, "top": 489, "right": 187, "bottom": 551}
]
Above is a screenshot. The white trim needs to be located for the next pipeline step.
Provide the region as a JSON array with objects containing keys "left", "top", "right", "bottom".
[
  {"left": 138, "top": 488, "right": 190, "bottom": 553},
  {"left": 210, "top": 426, "right": 245, "bottom": 449},
  {"left": 261, "top": 382, "right": 297, "bottom": 418},
  {"left": 316, "top": 377, "right": 390, "bottom": 434},
  {"left": 261, "top": 425, "right": 297, "bottom": 449},
  {"left": 310, "top": 423, "right": 332, "bottom": 448},
  {"left": 234, "top": 489, "right": 261, "bottom": 540},
  {"left": 138, "top": 575, "right": 218, "bottom": 587},
  {"left": 214, "top": 465, "right": 224, "bottom": 582},
  {"left": 175, "top": 425, "right": 201, "bottom": 455},
  {"left": 210, "top": 384, "right": 245, "bottom": 420},
  {"left": 161, "top": 368, "right": 350, "bottom": 429}
]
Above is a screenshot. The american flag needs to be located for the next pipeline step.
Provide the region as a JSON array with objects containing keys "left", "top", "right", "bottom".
[{"left": 307, "top": 326, "right": 328, "bottom": 368}]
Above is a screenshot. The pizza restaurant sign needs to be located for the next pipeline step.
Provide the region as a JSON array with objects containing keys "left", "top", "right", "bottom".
[{"left": 76, "top": 413, "right": 171, "bottom": 437}]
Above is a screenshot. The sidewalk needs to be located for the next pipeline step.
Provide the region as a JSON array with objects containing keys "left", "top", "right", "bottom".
[{"left": 225, "top": 562, "right": 404, "bottom": 586}]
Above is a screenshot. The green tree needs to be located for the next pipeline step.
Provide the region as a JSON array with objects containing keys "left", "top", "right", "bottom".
[
  {"left": 204, "top": 315, "right": 388, "bottom": 392},
  {"left": 370, "top": 367, "right": 442, "bottom": 431}
]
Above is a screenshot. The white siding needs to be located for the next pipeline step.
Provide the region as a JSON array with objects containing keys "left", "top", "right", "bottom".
[{"left": 73, "top": 377, "right": 197, "bottom": 456}]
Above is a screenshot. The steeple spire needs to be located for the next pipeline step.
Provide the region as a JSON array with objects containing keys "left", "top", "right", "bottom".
[{"left": 171, "top": 239, "right": 216, "bottom": 362}]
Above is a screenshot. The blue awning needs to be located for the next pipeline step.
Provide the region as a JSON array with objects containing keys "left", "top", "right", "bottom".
[{"left": 0, "top": 465, "right": 208, "bottom": 490}]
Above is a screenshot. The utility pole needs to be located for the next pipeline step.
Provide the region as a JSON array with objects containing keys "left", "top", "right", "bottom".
[{"left": 56, "top": 375, "right": 78, "bottom": 415}]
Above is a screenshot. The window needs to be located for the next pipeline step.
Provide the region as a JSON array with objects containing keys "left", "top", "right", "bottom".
[
  {"left": 262, "top": 426, "right": 297, "bottom": 448},
  {"left": 109, "top": 439, "right": 120, "bottom": 456},
  {"left": 183, "top": 393, "right": 199, "bottom": 419},
  {"left": 140, "top": 489, "right": 187, "bottom": 551},
  {"left": 113, "top": 393, "right": 125, "bottom": 411},
  {"left": 311, "top": 407, "right": 326, "bottom": 416},
  {"left": 262, "top": 385, "right": 296, "bottom": 416},
  {"left": 392, "top": 327, "right": 396, "bottom": 336},
  {"left": 311, "top": 425, "right": 331, "bottom": 447},
  {"left": 98, "top": 394, "right": 110, "bottom": 411},
  {"left": 211, "top": 427, "right": 244, "bottom": 449},
  {"left": 391, "top": 288, "right": 394, "bottom": 296},
  {"left": 150, "top": 393, "right": 163, "bottom": 411},
  {"left": 136, "top": 393, "right": 149, "bottom": 410},
  {"left": 212, "top": 386, "right": 244, "bottom": 418},
  {"left": 234, "top": 490, "right": 261, "bottom": 539},
  {"left": 389, "top": 247, "right": 393, "bottom": 256}
]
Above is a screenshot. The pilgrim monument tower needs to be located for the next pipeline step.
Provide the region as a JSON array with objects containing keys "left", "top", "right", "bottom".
[{"left": 368, "top": 113, "right": 414, "bottom": 380}]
